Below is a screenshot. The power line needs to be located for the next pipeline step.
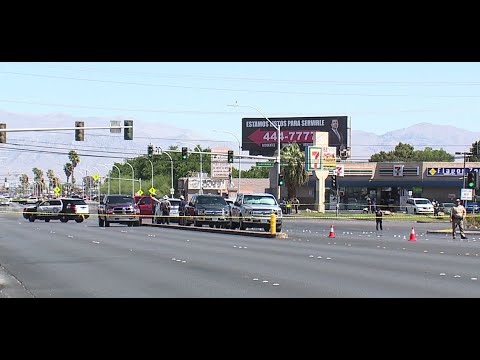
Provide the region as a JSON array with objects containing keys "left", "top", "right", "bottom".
[{"left": 6, "top": 71, "right": 480, "bottom": 98}]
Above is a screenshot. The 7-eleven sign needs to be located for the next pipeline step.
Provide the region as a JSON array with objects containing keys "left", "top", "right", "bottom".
[{"left": 306, "top": 146, "right": 322, "bottom": 171}]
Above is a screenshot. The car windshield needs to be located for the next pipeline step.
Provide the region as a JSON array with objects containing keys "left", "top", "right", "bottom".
[
  {"left": 107, "top": 196, "right": 134, "bottom": 204},
  {"left": 415, "top": 200, "right": 431, "bottom": 205},
  {"left": 196, "top": 196, "right": 226, "bottom": 205},
  {"left": 243, "top": 195, "right": 277, "bottom": 205},
  {"left": 442, "top": 203, "right": 454, "bottom": 207},
  {"left": 169, "top": 200, "right": 181, "bottom": 207}
]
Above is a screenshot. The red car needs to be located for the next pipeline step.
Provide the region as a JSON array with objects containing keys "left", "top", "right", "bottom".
[{"left": 134, "top": 195, "right": 156, "bottom": 223}]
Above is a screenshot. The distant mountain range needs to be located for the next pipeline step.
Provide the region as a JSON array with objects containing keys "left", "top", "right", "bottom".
[{"left": 1, "top": 110, "right": 479, "bottom": 184}]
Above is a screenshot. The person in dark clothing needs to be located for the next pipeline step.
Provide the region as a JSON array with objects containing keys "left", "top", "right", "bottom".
[
  {"left": 160, "top": 195, "right": 172, "bottom": 224},
  {"left": 375, "top": 208, "right": 383, "bottom": 231},
  {"left": 179, "top": 195, "right": 188, "bottom": 225}
]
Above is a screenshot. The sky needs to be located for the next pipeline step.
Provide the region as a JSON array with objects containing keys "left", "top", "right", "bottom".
[{"left": 1, "top": 62, "right": 480, "bottom": 142}]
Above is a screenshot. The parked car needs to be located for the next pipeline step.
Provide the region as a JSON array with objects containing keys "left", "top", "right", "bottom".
[
  {"left": 465, "top": 201, "right": 480, "bottom": 214},
  {"left": 230, "top": 193, "right": 283, "bottom": 232},
  {"left": 98, "top": 194, "right": 140, "bottom": 227},
  {"left": 154, "top": 197, "right": 182, "bottom": 224},
  {"left": 26, "top": 196, "right": 40, "bottom": 204},
  {"left": 439, "top": 202, "right": 455, "bottom": 215},
  {"left": 182, "top": 194, "right": 230, "bottom": 228},
  {"left": 405, "top": 197, "right": 434, "bottom": 215},
  {"left": 23, "top": 198, "right": 89, "bottom": 223},
  {"left": 0, "top": 196, "right": 10, "bottom": 206},
  {"left": 134, "top": 195, "right": 155, "bottom": 223}
]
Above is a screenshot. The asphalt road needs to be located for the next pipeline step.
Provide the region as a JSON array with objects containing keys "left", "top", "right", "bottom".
[{"left": 1, "top": 204, "right": 480, "bottom": 298}]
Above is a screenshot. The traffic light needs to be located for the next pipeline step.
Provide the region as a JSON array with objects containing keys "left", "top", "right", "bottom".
[
  {"left": 0, "top": 123, "right": 5, "bottom": 144},
  {"left": 75, "top": 121, "right": 84, "bottom": 141},
  {"left": 148, "top": 145, "right": 154, "bottom": 159},
  {"left": 467, "top": 171, "right": 475, "bottom": 188},
  {"left": 278, "top": 174, "right": 285, "bottom": 186},
  {"left": 227, "top": 150, "right": 234, "bottom": 163},
  {"left": 182, "top": 147, "right": 188, "bottom": 160},
  {"left": 475, "top": 171, "right": 480, "bottom": 190},
  {"left": 124, "top": 120, "right": 133, "bottom": 140},
  {"left": 332, "top": 174, "right": 337, "bottom": 190}
]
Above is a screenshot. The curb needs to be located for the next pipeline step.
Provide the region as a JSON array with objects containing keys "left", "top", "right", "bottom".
[{"left": 142, "top": 222, "right": 288, "bottom": 239}]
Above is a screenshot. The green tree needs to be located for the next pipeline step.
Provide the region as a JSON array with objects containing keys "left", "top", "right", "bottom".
[
  {"left": 281, "top": 143, "right": 309, "bottom": 199},
  {"left": 239, "top": 166, "right": 270, "bottom": 178},
  {"left": 369, "top": 142, "right": 454, "bottom": 162}
]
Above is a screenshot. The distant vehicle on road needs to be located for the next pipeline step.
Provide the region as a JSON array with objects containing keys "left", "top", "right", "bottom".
[
  {"left": 134, "top": 195, "right": 155, "bottom": 223},
  {"left": 182, "top": 194, "right": 230, "bottom": 228},
  {"left": 466, "top": 202, "right": 480, "bottom": 214},
  {"left": 439, "top": 202, "right": 455, "bottom": 215},
  {"left": 98, "top": 194, "right": 140, "bottom": 227},
  {"left": 0, "top": 196, "right": 10, "bottom": 206},
  {"left": 23, "top": 198, "right": 89, "bottom": 223},
  {"left": 405, "top": 197, "right": 434, "bottom": 215},
  {"left": 230, "top": 193, "right": 282, "bottom": 232}
]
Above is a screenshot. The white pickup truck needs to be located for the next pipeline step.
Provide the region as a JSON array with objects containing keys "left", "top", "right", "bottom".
[{"left": 230, "top": 193, "right": 283, "bottom": 232}]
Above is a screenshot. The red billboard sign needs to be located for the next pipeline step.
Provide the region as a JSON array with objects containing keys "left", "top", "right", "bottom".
[{"left": 242, "top": 116, "right": 348, "bottom": 157}]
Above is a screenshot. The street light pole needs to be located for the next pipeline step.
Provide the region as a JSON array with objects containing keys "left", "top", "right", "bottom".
[
  {"left": 125, "top": 161, "right": 135, "bottom": 197},
  {"left": 144, "top": 157, "right": 154, "bottom": 191},
  {"left": 157, "top": 146, "right": 174, "bottom": 196},
  {"left": 228, "top": 103, "right": 281, "bottom": 201},
  {"left": 455, "top": 151, "right": 473, "bottom": 189},
  {"left": 213, "top": 129, "right": 242, "bottom": 193},
  {"left": 97, "top": 164, "right": 110, "bottom": 195},
  {"left": 111, "top": 164, "right": 121, "bottom": 194}
]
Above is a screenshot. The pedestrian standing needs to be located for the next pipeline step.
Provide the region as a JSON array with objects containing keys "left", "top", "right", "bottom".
[
  {"left": 293, "top": 197, "right": 300, "bottom": 214},
  {"left": 179, "top": 195, "right": 188, "bottom": 225},
  {"left": 375, "top": 207, "right": 383, "bottom": 231},
  {"left": 451, "top": 199, "right": 467, "bottom": 240},
  {"left": 286, "top": 199, "right": 292, "bottom": 215},
  {"left": 160, "top": 195, "right": 172, "bottom": 224},
  {"left": 367, "top": 197, "right": 372, "bottom": 213}
]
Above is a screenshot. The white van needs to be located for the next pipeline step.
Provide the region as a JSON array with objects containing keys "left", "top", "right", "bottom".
[{"left": 405, "top": 198, "right": 434, "bottom": 215}]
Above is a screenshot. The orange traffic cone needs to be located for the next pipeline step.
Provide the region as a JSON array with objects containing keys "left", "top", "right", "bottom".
[
  {"left": 409, "top": 226, "right": 417, "bottom": 242},
  {"left": 328, "top": 224, "right": 335, "bottom": 238}
]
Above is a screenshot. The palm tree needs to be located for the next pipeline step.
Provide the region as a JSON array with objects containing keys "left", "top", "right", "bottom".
[
  {"left": 64, "top": 163, "right": 73, "bottom": 184},
  {"left": 32, "top": 167, "right": 44, "bottom": 196},
  {"left": 47, "top": 169, "right": 55, "bottom": 194},
  {"left": 281, "top": 143, "right": 309, "bottom": 199},
  {"left": 20, "top": 174, "right": 29, "bottom": 195},
  {"left": 68, "top": 150, "right": 80, "bottom": 185}
]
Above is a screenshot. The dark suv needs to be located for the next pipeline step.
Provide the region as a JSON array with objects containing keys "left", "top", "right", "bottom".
[
  {"left": 23, "top": 198, "right": 90, "bottom": 223},
  {"left": 98, "top": 194, "right": 140, "bottom": 227},
  {"left": 182, "top": 194, "right": 230, "bottom": 228}
]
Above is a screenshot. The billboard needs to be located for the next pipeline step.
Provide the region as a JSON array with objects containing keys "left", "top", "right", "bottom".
[{"left": 242, "top": 116, "right": 348, "bottom": 157}]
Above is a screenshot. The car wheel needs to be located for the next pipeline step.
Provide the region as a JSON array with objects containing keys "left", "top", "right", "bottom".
[
  {"left": 45, "top": 219, "right": 50, "bottom": 222},
  {"left": 75, "top": 218, "right": 84, "bottom": 223},
  {"left": 29, "top": 215, "right": 35, "bottom": 222},
  {"left": 194, "top": 219, "right": 202, "bottom": 227},
  {"left": 239, "top": 217, "right": 246, "bottom": 230},
  {"left": 60, "top": 216, "right": 68, "bottom": 223}
]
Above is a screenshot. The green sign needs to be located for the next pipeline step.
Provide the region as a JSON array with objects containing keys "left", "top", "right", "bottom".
[{"left": 256, "top": 162, "right": 274, "bottom": 167}]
